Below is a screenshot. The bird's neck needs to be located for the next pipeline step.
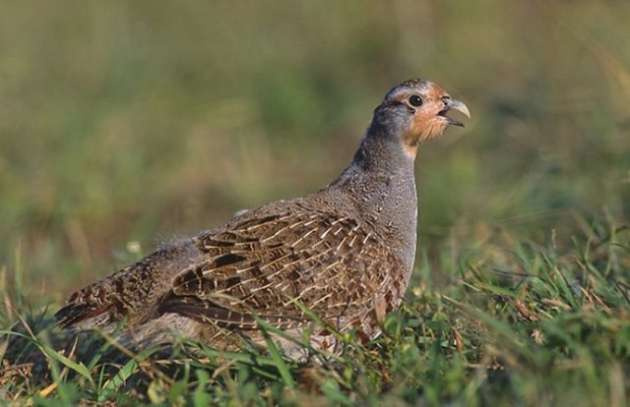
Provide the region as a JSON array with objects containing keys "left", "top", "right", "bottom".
[{"left": 329, "top": 127, "right": 418, "bottom": 269}]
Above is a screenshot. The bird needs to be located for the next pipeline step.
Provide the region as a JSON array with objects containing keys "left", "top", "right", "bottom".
[{"left": 55, "top": 78, "right": 470, "bottom": 360}]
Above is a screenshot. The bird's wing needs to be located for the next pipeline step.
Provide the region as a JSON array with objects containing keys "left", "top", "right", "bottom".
[{"left": 159, "top": 208, "right": 400, "bottom": 331}]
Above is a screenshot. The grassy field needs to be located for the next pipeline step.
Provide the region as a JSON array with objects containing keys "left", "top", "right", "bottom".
[{"left": 1, "top": 1, "right": 629, "bottom": 405}]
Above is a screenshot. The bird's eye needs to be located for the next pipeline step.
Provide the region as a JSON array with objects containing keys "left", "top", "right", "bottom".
[{"left": 408, "top": 95, "right": 423, "bottom": 107}]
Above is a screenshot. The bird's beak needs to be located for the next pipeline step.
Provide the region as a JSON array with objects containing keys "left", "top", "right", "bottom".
[{"left": 442, "top": 99, "right": 471, "bottom": 127}]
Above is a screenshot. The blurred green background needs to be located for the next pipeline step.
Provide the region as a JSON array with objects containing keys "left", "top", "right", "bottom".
[{"left": 1, "top": 1, "right": 629, "bottom": 304}]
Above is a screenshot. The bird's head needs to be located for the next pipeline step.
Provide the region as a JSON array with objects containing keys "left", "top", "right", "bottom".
[{"left": 372, "top": 79, "right": 470, "bottom": 158}]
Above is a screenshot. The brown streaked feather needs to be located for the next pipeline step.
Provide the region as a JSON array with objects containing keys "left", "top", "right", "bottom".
[
  {"left": 55, "top": 242, "right": 203, "bottom": 328},
  {"left": 157, "top": 293, "right": 303, "bottom": 330},
  {"left": 163, "top": 207, "right": 398, "bottom": 332}
]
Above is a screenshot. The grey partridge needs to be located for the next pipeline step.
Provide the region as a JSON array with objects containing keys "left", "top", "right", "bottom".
[{"left": 55, "top": 79, "right": 470, "bottom": 359}]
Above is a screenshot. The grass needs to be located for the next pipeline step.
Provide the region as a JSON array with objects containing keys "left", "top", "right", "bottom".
[
  {"left": 1, "top": 1, "right": 630, "bottom": 405},
  {"left": 1, "top": 214, "right": 628, "bottom": 405}
]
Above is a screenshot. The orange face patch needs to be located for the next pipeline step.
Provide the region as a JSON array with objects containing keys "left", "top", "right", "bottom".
[{"left": 399, "top": 83, "right": 450, "bottom": 158}]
